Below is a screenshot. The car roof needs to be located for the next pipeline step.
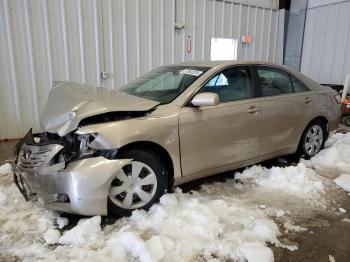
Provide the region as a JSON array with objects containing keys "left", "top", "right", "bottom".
[{"left": 172, "top": 60, "right": 277, "bottom": 68}]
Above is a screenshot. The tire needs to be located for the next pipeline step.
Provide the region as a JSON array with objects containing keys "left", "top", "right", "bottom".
[
  {"left": 107, "top": 149, "right": 168, "bottom": 217},
  {"left": 342, "top": 115, "right": 350, "bottom": 127},
  {"left": 298, "top": 119, "right": 326, "bottom": 159}
]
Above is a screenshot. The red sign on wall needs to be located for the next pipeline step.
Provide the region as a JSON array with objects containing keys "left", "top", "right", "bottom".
[{"left": 242, "top": 35, "right": 252, "bottom": 44}]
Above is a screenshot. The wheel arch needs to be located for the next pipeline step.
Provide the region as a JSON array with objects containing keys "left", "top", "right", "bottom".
[
  {"left": 300, "top": 116, "right": 329, "bottom": 143},
  {"left": 309, "top": 115, "right": 329, "bottom": 138},
  {"left": 117, "top": 141, "right": 174, "bottom": 191},
  {"left": 296, "top": 115, "right": 329, "bottom": 155}
]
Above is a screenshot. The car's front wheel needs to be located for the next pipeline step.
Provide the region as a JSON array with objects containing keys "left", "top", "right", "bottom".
[
  {"left": 108, "top": 149, "right": 168, "bottom": 216},
  {"left": 298, "top": 120, "right": 326, "bottom": 159}
]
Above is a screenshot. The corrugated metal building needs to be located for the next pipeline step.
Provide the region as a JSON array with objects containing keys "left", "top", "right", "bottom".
[
  {"left": 0, "top": 0, "right": 281, "bottom": 139},
  {"left": 300, "top": 0, "right": 350, "bottom": 85}
]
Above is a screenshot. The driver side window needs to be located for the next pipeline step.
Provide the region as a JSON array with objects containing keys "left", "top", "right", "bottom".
[{"left": 200, "top": 67, "right": 253, "bottom": 103}]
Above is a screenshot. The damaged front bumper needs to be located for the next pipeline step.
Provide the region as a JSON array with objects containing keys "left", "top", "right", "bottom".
[{"left": 14, "top": 131, "right": 130, "bottom": 216}]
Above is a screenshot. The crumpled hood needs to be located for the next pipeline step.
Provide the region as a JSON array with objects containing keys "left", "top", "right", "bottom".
[{"left": 41, "top": 82, "right": 159, "bottom": 136}]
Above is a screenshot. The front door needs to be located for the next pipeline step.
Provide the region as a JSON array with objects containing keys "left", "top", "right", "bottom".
[{"left": 179, "top": 66, "right": 263, "bottom": 176}]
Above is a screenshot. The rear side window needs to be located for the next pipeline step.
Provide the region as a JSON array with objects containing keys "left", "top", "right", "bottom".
[
  {"left": 291, "top": 76, "right": 309, "bottom": 92},
  {"left": 256, "top": 67, "right": 293, "bottom": 96}
]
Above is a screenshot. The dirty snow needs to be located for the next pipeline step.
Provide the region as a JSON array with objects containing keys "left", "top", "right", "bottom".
[
  {"left": 283, "top": 221, "right": 308, "bottom": 234},
  {"left": 1, "top": 133, "right": 350, "bottom": 261}
]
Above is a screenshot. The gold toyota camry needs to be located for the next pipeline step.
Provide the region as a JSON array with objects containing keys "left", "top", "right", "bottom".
[{"left": 14, "top": 61, "right": 341, "bottom": 216}]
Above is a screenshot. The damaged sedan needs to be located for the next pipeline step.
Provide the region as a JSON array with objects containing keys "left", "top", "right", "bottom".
[{"left": 14, "top": 61, "right": 341, "bottom": 216}]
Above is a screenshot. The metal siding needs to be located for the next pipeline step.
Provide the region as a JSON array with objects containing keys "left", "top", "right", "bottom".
[
  {"left": 308, "top": 0, "right": 348, "bottom": 8},
  {"left": 0, "top": 0, "right": 23, "bottom": 138},
  {"left": 0, "top": 0, "right": 279, "bottom": 139},
  {"left": 301, "top": 0, "right": 350, "bottom": 84},
  {"left": 274, "top": 9, "right": 284, "bottom": 64}
]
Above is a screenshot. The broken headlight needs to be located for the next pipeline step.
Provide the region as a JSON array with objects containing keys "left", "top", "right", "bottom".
[
  {"left": 76, "top": 132, "right": 117, "bottom": 160},
  {"left": 78, "top": 133, "right": 97, "bottom": 158}
]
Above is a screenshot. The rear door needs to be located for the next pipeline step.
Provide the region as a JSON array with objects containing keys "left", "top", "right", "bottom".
[
  {"left": 178, "top": 66, "right": 264, "bottom": 176},
  {"left": 253, "top": 66, "right": 314, "bottom": 156}
]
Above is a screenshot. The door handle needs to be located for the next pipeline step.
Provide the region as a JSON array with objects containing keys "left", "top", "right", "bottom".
[
  {"left": 246, "top": 106, "right": 261, "bottom": 114},
  {"left": 304, "top": 97, "right": 313, "bottom": 104}
]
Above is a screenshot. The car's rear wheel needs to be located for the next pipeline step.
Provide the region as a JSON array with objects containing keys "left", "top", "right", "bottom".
[
  {"left": 108, "top": 149, "right": 168, "bottom": 216},
  {"left": 342, "top": 115, "right": 350, "bottom": 126},
  {"left": 298, "top": 120, "right": 326, "bottom": 159}
]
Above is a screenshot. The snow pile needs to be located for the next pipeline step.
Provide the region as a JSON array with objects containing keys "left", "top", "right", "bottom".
[
  {"left": 0, "top": 162, "right": 12, "bottom": 175},
  {"left": 0, "top": 187, "right": 7, "bottom": 205},
  {"left": 0, "top": 159, "right": 327, "bottom": 261},
  {"left": 235, "top": 163, "right": 324, "bottom": 198},
  {"left": 102, "top": 192, "right": 282, "bottom": 261},
  {"left": 0, "top": 163, "right": 294, "bottom": 262},
  {"left": 238, "top": 242, "right": 274, "bottom": 262},
  {"left": 334, "top": 174, "right": 350, "bottom": 193},
  {"left": 56, "top": 216, "right": 69, "bottom": 229},
  {"left": 1, "top": 132, "right": 348, "bottom": 261},
  {"left": 59, "top": 216, "right": 104, "bottom": 247},
  {"left": 311, "top": 132, "right": 350, "bottom": 173},
  {"left": 43, "top": 229, "right": 61, "bottom": 244},
  {"left": 0, "top": 164, "right": 60, "bottom": 260}
]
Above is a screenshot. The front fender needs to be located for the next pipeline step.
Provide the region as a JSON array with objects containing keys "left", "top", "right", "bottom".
[{"left": 57, "top": 157, "right": 131, "bottom": 215}]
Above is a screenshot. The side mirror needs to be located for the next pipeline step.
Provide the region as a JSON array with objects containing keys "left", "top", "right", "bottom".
[{"left": 191, "top": 92, "right": 219, "bottom": 107}]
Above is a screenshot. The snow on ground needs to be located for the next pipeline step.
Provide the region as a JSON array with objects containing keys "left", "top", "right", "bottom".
[
  {"left": 1, "top": 133, "right": 350, "bottom": 261},
  {"left": 234, "top": 163, "right": 325, "bottom": 201},
  {"left": 0, "top": 167, "right": 290, "bottom": 262},
  {"left": 310, "top": 132, "right": 350, "bottom": 174},
  {"left": 334, "top": 174, "right": 350, "bottom": 193}
]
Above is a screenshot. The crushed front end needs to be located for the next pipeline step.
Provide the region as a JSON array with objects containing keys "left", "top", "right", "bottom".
[{"left": 14, "top": 129, "right": 130, "bottom": 216}]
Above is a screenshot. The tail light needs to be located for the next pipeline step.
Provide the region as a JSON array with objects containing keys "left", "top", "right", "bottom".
[{"left": 343, "top": 99, "right": 350, "bottom": 109}]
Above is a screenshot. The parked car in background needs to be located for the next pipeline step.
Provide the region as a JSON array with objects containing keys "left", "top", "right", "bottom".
[{"left": 14, "top": 61, "right": 341, "bottom": 216}]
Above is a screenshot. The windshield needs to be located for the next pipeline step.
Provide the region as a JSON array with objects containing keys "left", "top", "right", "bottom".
[{"left": 120, "top": 66, "right": 209, "bottom": 104}]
